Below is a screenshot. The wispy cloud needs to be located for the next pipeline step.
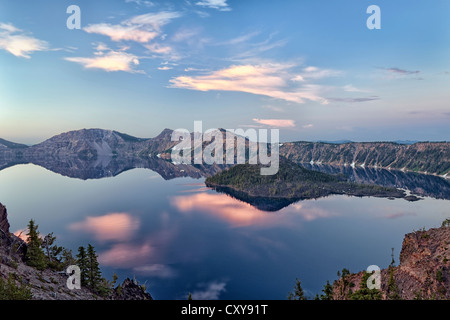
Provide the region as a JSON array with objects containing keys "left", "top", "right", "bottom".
[
  {"left": 0, "top": 22, "right": 49, "bottom": 58},
  {"left": 328, "top": 96, "right": 380, "bottom": 103},
  {"left": 84, "top": 11, "right": 181, "bottom": 43},
  {"left": 292, "top": 66, "right": 341, "bottom": 82},
  {"left": 133, "top": 264, "right": 176, "bottom": 278},
  {"left": 195, "top": 0, "right": 231, "bottom": 11},
  {"left": 65, "top": 46, "right": 143, "bottom": 73},
  {"left": 125, "top": 0, "right": 155, "bottom": 7},
  {"left": 169, "top": 63, "right": 330, "bottom": 104},
  {"left": 190, "top": 281, "right": 227, "bottom": 300},
  {"left": 343, "top": 84, "right": 367, "bottom": 93},
  {"left": 125, "top": 11, "right": 182, "bottom": 31},
  {"left": 253, "top": 118, "right": 295, "bottom": 127},
  {"left": 380, "top": 67, "right": 423, "bottom": 80},
  {"left": 385, "top": 67, "right": 420, "bottom": 75}
]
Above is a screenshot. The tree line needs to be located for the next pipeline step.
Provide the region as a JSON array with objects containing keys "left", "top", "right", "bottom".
[{"left": 4, "top": 219, "right": 117, "bottom": 298}]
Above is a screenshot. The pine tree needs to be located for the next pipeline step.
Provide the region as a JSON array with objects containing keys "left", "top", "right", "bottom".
[
  {"left": 288, "top": 278, "right": 306, "bottom": 300},
  {"left": 86, "top": 244, "right": 102, "bottom": 291},
  {"left": 61, "top": 248, "right": 77, "bottom": 269},
  {"left": 348, "top": 271, "right": 382, "bottom": 300},
  {"left": 320, "top": 280, "right": 334, "bottom": 300},
  {"left": 76, "top": 246, "right": 88, "bottom": 286},
  {"left": 387, "top": 267, "right": 401, "bottom": 300},
  {"left": 25, "top": 219, "right": 47, "bottom": 270},
  {"left": 42, "top": 232, "right": 63, "bottom": 270}
]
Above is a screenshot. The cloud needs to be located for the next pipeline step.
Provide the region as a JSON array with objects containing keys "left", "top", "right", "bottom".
[
  {"left": 144, "top": 42, "right": 173, "bottom": 55},
  {"left": 125, "top": 0, "right": 155, "bottom": 7},
  {"left": 133, "top": 264, "right": 176, "bottom": 278},
  {"left": 327, "top": 96, "right": 380, "bottom": 103},
  {"left": 302, "top": 123, "right": 314, "bottom": 129},
  {"left": 195, "top": 0, "right": 230, "bottom": 11},
  {"left": 68, "top": 212, "right": 140, "bottom": 242},
  {"left": 0, "top": 22, "right": 49, "bottom": 58},
  {"left": 343, "top": 84, "right": 367, "bottom": 93},
  {"left": 82, "top": 11, "right": 181, "bottom": 56},
  {"left": 169, "top": 63, "right": 329, "bottom": 104},
  {"left": 84, "top": 23, "right": 158, "bottom": 43},
  {"left": 65, "top": 48, "right": 142, "bottom": 73},
  {"left": 98, "top": 242, "right": 153, "bottom": 267},
  {"left": 13, "top": 229, "right": 27, "bottom": 242},
  {"left": 380, "top": 67, "right": 423, "bottom": 80},
  {"left": 253, "top": 118, "right": 295, "bottom": 127},
  {"left": 172, "top": 193, "right": 283, "bottom": 227},
  {"left": 385, "top": 67, "right": 420, "bottom": 75},
  {"left": 190, "top": 281, "right": 227, "bottom": 300},
  {"left": 125, "top": 11, "right": 182, "bottom": 31},
  {"left": 292, "top": 66, "right": 341, "bottom": 81}
]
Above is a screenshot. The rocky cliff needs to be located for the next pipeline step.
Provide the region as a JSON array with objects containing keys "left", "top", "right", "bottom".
[
  {"left": 0, "top": 203, "right": 152, "bottom": 300},
  {"left": 332, "top": 223, "right": 450, "bottom": 300},
  {"left": 280, "top": 141, "right": 449, "bottom": 176}
]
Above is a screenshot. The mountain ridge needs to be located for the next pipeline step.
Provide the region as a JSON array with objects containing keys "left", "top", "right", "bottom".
[{"left": 1, "top": 128, "right": 448, "bottom": 177}]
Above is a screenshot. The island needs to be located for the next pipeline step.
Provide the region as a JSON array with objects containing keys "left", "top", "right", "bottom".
[{"left": 205, "top": 158, "right": 420, "bottom": 211}]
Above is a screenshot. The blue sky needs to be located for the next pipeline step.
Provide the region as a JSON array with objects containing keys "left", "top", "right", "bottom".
[{"left": 0, "top": 0, "right": 449, "bottom": 144}]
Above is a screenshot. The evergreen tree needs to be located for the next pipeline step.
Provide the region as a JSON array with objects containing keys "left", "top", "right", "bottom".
[
  {"left": 61, "top": 248, "right": 77, "bottom": 269},
  {"left": 86, "top": 244, "right": 102, "bottom": 291},
  {"left": 320, "top": 280, "right": 334, "bottom": 300},
  {"left": 42, "top": 232, "right": 63, "bottom": 270},
  {"left": 76, "top": 246, "right": 88, "bottom": 286},
  {"left": 287, "top": 278, "right": 306, "bottom": 300},
  {"left": 0, "top": 273, "right": 32, "bottom": 300},
  {"left": 348, "top": 271, "right": 382, "bottom": 300},
  {"left": 337, "top": 268, "right": 353, "bottom": 299},
  {"left": 25, "top": 219, "right": 47, "bottom": 270},
  {"left": 387, "top": 267, "right": 401, "bottom": 300}
]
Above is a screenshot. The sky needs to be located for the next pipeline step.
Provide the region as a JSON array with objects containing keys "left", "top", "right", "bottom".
[{"left": 0, "top": 0, "right": 449, "bottom": 144}]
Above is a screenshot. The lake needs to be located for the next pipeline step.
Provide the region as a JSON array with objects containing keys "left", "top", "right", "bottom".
[{"left": 0, "top": 163, "right": 448, "bottom": 299}]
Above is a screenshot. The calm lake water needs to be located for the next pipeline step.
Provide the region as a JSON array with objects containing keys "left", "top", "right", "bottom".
[{"left": 0, "top": 163, "right": 448, "bottom": 299}]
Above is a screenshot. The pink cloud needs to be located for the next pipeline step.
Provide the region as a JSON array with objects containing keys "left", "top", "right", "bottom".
[
  {"left": 84, "top": 23, "right": 158, "bottom": 43},
  {"left": 68, "top": 212, "right": 140, "bottom": 242},
  {"left": 169, "top": 63, "right": 329, "bottom": 104},
  {"left": 252, "top": 118, "right": 295, "bottom": 127},
  {"left": 171, "top": 192, "right": 281, "bottom": 227},
  {"left": 98, "top": 242, "right": 153, "bottom": 268},
  {"left": 65, "top": 50, "right": 142, "bottom": 73}
]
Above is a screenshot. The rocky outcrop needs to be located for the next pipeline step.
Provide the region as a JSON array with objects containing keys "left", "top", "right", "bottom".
[
  {"left": 332, "top": 224, "right": 450, "bottom": 300},
  {"left": 113, "top": 278, "right": 153, "bottom": 300},
  {"left": 0, "top": 203, "right": 10, "bottom": 234}
]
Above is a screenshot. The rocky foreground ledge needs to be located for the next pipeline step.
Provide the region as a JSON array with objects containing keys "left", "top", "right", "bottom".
[
  {"left": 0, "top": 203, "right": 152, "bottom": 300},
  {"left": 332, "top": 223, "right": 449, "bottom": 300}
]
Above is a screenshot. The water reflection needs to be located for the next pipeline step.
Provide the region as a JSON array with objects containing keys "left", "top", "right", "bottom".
[
  {"left": 0, "top": 164, "right": 448, "bottom": 299},
  {"left": 302, "top": 163, "right": 450, "bottom": 200},
  {"left": 1, "top": 153, "right": 448, "bottom": 201},
  {"left": 68, "top": 213, "right": 140, "bottom": 242}
]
